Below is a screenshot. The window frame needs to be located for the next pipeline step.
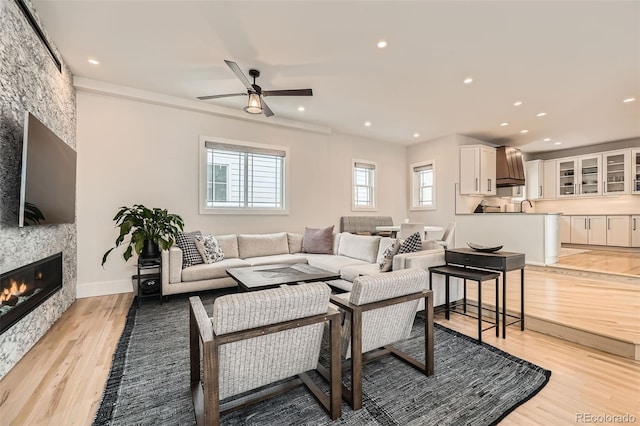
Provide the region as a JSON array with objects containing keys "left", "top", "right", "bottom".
[
  {"left": 352, "top": 159, "right": 377, "bottom": 211},
  {"left": 410, "top": 160, "right": 436, "bottom": 211},
  {"left": 199, "top": 136, "right": 289, "bottom": 215}
]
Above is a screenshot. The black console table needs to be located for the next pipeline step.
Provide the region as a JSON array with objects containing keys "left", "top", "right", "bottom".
[{"left": 444, "top": 248, "right": 526, "bottom": 338}]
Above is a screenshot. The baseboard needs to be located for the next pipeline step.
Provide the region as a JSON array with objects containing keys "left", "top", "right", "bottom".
[{"left": 76, "top": 279, "right": 133, "bottom": 298}]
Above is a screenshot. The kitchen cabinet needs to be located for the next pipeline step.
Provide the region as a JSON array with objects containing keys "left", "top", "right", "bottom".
[
  {"left": 603, "top": 150, "right": 630, "bottom": 195},
  {"left": 557, "top": 155, "right": 602, "bottom": 197},
  {"left": 570, "top": 216, "right": 606, "bottom": 245},
  {"left": 632, "top": 149, "right": 640, "bottom": 194},
  {"left": 606, "top": 216, "right": 630, "bottom": 247},
  {"left": 559, "top": 215, "right": 571, "bottom": 243},
  {"left": 525, "top": 160, "right": 543, "bottom": 199},
  {"left": 460, "top": 145, "right": 496, "bottom": 196},
  {"left": 543, "top": 160, "right": 557, "bottom": 199},
  {"left": 632, "top": 216, "right": 640, "bottom": 247}
]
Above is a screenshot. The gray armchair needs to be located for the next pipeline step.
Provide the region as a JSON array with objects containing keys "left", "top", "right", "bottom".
[
  {"left": 189, "top": 282, "right": 342, "bottom": 425},
  {"left": 321, "top": 269, "right": 434, "bottom": 410}
]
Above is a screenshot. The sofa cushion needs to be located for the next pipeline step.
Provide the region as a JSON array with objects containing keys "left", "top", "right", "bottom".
[
  {"left": 340, "top": 263, "right": 381, "bottom": 282},
  {"left": 195, "top": 234, "right": 225, "bottom": 263},
  {"left": 182, "top": 258, "right": 250, "bottom": 282},
  {"left": 378, "top": 239, "right": 401, "bottom": 272},
  {"left": 244, "top": 254, "right": 309, "bottom": 267},
  {"left": 176, "top": 231, "right": 204, "bottom": 268},
  {"left": 337, "top": 233, "right": 381, "bottom": 263},
  {"left": 216, "top": 234, "right": 239, "bottom": 259},
  {"left": 302, "top": 226, "right": 335, "bottom": 254},
  {"left": 302, "top": 253, "right": 368, "bottom": 274},
  {"left": 398, "top": 232, "right": 422, "bottom": 254},
  {"left": 287, "top": 233, "right": 303, "bottom": 254},
  {"left": 238, "top": 233, "right": 289, "bottom": 259}
]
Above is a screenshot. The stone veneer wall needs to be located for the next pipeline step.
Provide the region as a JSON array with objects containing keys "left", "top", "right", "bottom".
[{"left": 0, "top": 0, "right": 77, "bottom": 379}]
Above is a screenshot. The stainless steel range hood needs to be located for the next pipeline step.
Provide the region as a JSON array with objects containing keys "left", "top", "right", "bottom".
[{"left": 496, "top": 146, "right": 525, "bottom": 187}]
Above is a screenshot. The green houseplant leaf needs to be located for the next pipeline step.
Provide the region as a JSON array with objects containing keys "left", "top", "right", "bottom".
[{"left": 101, "top": 204, "right": 185, "bottom": 266}]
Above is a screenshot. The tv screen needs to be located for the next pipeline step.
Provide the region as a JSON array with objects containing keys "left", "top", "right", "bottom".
[{"left": 19, "top": 112, "right": 76, "bottom": 226}]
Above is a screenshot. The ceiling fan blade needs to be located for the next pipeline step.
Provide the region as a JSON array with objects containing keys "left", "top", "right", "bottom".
[
  {"left": 261, "top": 98, "right": 274, "bottom": 117},
  {"left": 262, "top": 89, "right": 313, "bottom": 97},
  {"left": 224, "top": 60, "right": 253, "bottom": 91},
  {"left": 197, "top": 93, "right": 247, "bottom": 100}
]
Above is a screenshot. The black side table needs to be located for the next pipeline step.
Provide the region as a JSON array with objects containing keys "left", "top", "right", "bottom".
[{"left": 135, "top": 256, "right": 162, "bottom": 307}]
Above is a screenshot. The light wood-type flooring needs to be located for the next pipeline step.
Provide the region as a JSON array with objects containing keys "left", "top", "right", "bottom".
[
  {"left": 1, "top": 254, "right": 639, "bottom": 425},
  {"left": 554, "top": 247, "right": 640, "bottom": 276}
]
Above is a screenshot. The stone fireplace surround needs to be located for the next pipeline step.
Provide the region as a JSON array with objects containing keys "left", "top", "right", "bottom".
[{"left": 0, "top": 0, "right": 77, "bottom": 379}]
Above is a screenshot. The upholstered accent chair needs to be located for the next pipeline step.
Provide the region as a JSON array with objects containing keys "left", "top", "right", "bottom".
[
  {"left": 399, "top": 222, "right": 425, "bottom": 240},
  {"left": 435, "top": 222, "right": 456, "bottom": 249},
  {"left": 188, "top": 283, "right": 342, "bottom": 425},
  {"left": 322, "top": 269, "right": 434, "bottom": 410}
]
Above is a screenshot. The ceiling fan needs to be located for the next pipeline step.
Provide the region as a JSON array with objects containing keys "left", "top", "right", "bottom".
[{"left": 197, "top": 60, "right": 313, "bottom": 117}]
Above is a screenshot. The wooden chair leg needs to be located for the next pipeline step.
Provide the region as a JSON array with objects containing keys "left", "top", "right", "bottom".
[
  {"left": 329, "top": 312, "right": 342, "bottom": 420},
  {"left": 350, "top": 311, "right": 363, "bottom": 410}
]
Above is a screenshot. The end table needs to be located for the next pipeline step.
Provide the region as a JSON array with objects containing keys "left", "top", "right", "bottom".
[{"left": 135, "top": 256, "right": 162, "bottom": 307}]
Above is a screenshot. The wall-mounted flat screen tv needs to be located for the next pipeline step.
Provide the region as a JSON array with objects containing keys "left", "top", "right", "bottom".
[{"left": 19, "top": 112, "right": 76, "bottom": 226}]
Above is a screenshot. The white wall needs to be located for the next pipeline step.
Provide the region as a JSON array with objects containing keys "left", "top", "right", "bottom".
[
  {"left": 406, "top": 134, "right": 494, "bottom": 236},
  {"left": 76, "top": 89, "right": 407, "bottom": 296}
]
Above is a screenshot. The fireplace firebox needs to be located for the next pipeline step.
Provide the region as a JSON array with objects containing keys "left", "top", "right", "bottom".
[{"left": 0, "top": 253, "right": 62, "bottom": 335}]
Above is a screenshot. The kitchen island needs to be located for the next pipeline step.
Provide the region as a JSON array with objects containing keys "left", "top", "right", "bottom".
[{"left": 454, "top": 213, "right": 561, "bottom": 265}]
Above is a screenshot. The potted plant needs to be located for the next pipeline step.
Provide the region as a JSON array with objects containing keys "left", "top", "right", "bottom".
[{"left": 102, "top": 204, "right": 184, "bottom": 266}]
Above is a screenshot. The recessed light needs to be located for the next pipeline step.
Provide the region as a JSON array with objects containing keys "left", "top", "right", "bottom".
[
  {"left": 536, "top": 112, "right": 547, "bottom": 117},
  {"left": 500, "top": 122, "right": 509, "bottom": 127},
  {"left": 364, "top": 121, "right": 371, "bottom": 127},
  {"left": 543, "top": 138, "right": 551, "bottom": 142},
  {"left": 554, "top": 141, "right": 562, "bottom": 145},
  {"left": 377, "top": 40, "right": 387, "bottom": 49},
  {"left": 297, "top": 106, "right": 305, "bottom": 112},
  {"left": 88, "top": 58, "right": 100, "bottom": 65},
  {"left": 413, "top": 133, "right": 420, "bottom": 138},
  {"left": 463, "top": 77, "right": 473, "bottom": 84},
  {"left": 623, "top": 97, "right": 636, "bottom": 103},
  {"left": 513, "top": 101, "right": 523, "bottom": 106},
  {"left": 520, "top": 129, "right": 529, "bottom": 134}
]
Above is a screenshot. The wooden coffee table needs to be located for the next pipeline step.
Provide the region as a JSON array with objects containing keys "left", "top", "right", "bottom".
[{"left": 227, "top": 263, "right": 341, "bottom": 292}]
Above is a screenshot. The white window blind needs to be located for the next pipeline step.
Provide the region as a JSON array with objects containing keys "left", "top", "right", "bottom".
[
  {"left": 204, "top": 141, "right": 285, "bottom": 210},
  {"left": 353, "top": 160, "right": 376, "bottom": 210}
]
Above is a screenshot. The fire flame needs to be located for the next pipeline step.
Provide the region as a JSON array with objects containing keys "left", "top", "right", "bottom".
[{"left": 0, "top": 279, "right": 28, "bottom": 303}]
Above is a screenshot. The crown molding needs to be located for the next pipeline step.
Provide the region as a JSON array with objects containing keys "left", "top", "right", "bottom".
[{"left": 73, "top": 77, "right": 332, "bottom": 135}]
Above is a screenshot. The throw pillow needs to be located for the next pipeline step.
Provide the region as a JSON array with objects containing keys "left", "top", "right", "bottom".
[
  {"left": 301, "top": 225, "right": 334, "bottom": 254},
  {"left": 397, "top": 232, "right": 423, "bottom": 254},
  {"left": 195, "top": 234, "right": 225, "bottom": 264},
  {"left": 378, "top": 239, "right": 401, "bottom": 272},
  {"left": 176, "top": 231, "right": 204, "bottom": 268}
]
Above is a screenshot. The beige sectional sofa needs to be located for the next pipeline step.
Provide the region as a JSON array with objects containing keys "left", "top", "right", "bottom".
[{"left": 161, "top": 231, "right": 462, "bottom": 306}]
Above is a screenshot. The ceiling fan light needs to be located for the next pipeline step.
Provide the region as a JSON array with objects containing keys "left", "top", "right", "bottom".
[{"left": 243, "top": 93, "right": 263, "bottom": 114}]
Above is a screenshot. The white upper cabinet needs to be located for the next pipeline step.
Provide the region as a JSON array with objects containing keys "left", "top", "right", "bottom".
[
  {"left": 525, "top": 160, "right": 543, "bottom": 200},
  {"left": 577, "top": 154, "right": 602, "bottom": 196},
  {"left": 557, "top": 157, "right": 578, "bottom": 197},
  {"left": 543, "top": 160, "right": 557, "bottom": 199},
  {"left": 460, "top": 145, "right": 496, "bottom": 196},
  {"left": 632, "top": 149, "right": 640, "bottom": 195},
  {"left": 603, "top": 149, "right": 631, "bottom": 195}
]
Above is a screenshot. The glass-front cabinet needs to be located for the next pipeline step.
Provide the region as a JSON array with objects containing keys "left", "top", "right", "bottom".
[
  {"left": 633, "top": 149, "right": 640, "bottom": 194},
  {"left": 578, "top": 154, "right": 602, "bottom": 196},
  {"left": 557, "top": 158, "right": 577, "bottom": 197},
  {"left": 603, "top": 149, "right": 630, "bottom": 195}
]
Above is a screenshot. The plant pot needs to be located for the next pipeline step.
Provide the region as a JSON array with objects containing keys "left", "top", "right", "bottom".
[{"left": 141, "top": 240, "right": 160, "bottom": 259}]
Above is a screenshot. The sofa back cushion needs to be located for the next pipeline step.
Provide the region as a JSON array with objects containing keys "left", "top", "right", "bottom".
[
  {"left": 216, "top": 234, "right": 239, "bottom": 259},
  {"left": 287, "top": 233, "right": 303, "bottom": 254},
  {"left": 238, "top": 232, "right": 289, "bottom": 259},
  {"left": 337, "top": 232, "right": 381, "bottom": 263}
]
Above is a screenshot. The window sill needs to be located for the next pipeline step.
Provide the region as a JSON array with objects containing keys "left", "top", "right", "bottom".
[{"left": 199, "top": 207, "right": 290, "bottom": 215}]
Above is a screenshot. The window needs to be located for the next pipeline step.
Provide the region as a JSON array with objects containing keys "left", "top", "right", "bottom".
[
  {"left": 352, "top": 160, "right": 376, "bottom": 210},
  {"left": 200, "top": 137, "right": 288, "bottom": 214},
  {"left": 411, "top": 160, "right": 436, "bottom": 210}
]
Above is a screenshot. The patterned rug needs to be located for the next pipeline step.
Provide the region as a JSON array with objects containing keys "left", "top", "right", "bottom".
[{"left": 94, "top": 291, "right": 551, "bottom": 426}]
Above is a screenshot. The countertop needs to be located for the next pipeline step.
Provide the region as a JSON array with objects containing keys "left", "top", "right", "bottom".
[{"left": 456, "top": 212, "right": 563, "bottom": 216}]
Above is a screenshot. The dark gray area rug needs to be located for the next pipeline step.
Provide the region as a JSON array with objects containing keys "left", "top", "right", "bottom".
[{"left": 94, "top": 291, "right": 550, "bottom": 426}]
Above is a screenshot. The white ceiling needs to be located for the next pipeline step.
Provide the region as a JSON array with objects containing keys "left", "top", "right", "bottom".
[{"left": 31, "top": 0, "right": 640, "bottom": 153}]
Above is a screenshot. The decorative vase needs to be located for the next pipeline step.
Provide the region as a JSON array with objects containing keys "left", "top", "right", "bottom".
[{"left": 141, "top": 239, "right": 160, "bottom": 259}]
